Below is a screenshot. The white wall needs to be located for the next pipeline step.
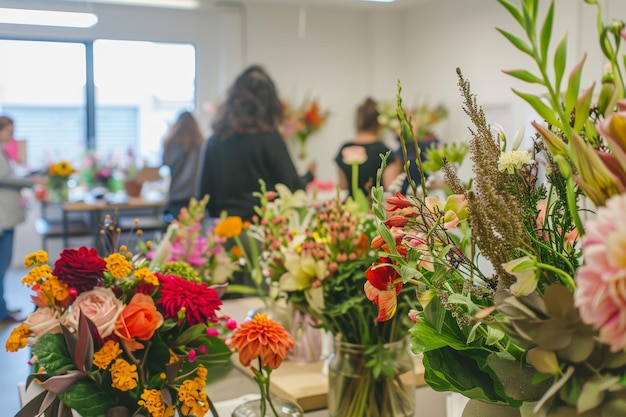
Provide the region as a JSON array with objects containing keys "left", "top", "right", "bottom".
[{"left": 1, "top": 0, "right": 625, "bottom": 264}]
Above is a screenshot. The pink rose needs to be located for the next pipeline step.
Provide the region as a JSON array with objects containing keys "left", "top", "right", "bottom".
[
  {"left": 24, "top": 307, "right": 64, "bottom": 343},
  {"left": 67, "top": 287, "right": 124, "bottom": 338}
]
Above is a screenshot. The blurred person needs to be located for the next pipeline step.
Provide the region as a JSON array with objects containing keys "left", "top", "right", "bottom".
[
  {"left": 198, "top": 65, "right": 315, "bottom": 222},
  {"left": 162, "top": 111, "right": 205, "bottom": 222},
  {"left": 0, "top": 116, "right": 45, "bottom": 322},
  {"left": 334, "top": 97, "right": 401, "bottom": 199}
]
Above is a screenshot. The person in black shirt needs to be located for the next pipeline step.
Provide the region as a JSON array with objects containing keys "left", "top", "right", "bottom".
[
  {"left": 334, "top": 97, "right": 401, "bottom": 199},
  {"left": 198, "top": 65, "right": 315, "bottom": 221}
]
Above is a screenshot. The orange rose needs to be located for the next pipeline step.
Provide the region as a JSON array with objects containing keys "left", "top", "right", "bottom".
[{"left": 114, "top": 293, "right": 163, "bottom": 351}]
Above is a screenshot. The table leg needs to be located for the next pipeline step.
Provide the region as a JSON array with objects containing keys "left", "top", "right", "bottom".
[{"left": 62, "top": 209, "right": 69, "bottom": 249}]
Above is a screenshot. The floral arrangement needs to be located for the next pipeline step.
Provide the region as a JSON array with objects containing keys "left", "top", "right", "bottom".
[
  {"left": 40, "top": 160, "right": 76, "bottom": 202},
  {"left": 377, "top": 100, "right": 448, "bottom": 139},
  {"left": 280, "top": 98, "right": 330, "bottom": 160},
  {"left": 80, "top": 151, "right": 120, "bottom": 192},
  {"left": 228, "top": 313, "right": 299, "bottom": 417},
  {"left": 6, "top": 244, "right": 235, "bottom": 417},
  {"left": 148, "top": 195, "right": 240, "bottom": 287},
  {"left": 247, "top": 178, "right": 419, "bottom": 344},
  {"left": 366, "top": 0, "right": 626, "bottom": 415}
]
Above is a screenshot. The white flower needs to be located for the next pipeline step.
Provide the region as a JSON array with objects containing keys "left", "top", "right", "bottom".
[{"left": 497, "top": 150, "right": 534, "bottom": 174}]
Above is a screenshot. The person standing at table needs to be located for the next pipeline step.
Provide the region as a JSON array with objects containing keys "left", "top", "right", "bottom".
[
  {"left": 162, "top": 110, "right": 205, "bottom": 223},
  {"left": 0, "top": 116, "right": 44, "bottom": 322},
  {"left": 334, "top": 97, "right": 401, "bottom": 199},
  {"left": 198, "top": 65, "right": 315, "bottom": 222}
]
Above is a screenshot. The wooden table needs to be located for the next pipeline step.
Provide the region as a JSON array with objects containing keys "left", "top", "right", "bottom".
[{"left": 39, "top": 196, "right": 166, "bottom": 251}]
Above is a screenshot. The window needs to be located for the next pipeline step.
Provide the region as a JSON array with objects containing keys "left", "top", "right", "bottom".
[{"left": 0, "top": 38, "right": 196, "bottom": 171}]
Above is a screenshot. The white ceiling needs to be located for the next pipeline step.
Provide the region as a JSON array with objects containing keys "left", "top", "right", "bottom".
[{"left": 57, "top": 0, "right": 432, "bottom": 11}]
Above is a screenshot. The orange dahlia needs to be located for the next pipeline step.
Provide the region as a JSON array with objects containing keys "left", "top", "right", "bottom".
[{"left": 228, "top": 313, "right": 295, "bottom": 370}]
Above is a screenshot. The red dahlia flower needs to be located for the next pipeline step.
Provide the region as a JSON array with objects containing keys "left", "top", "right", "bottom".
[{"left": 156, "top": 274, "right": 222, "bottom": 325}]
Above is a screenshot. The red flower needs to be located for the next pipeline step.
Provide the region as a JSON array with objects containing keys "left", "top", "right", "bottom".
[
  {"left": 364, "top": 258, "right": 403, "bottom": 322},
  {"left": 156, "top": 274, "right": 222, "bottom": 325},
  {"left": 53, "top": 246, "right": 106, "bottom": 293},
  {"left": 386, "top": 192, "right": 413, "bottom": 211}
]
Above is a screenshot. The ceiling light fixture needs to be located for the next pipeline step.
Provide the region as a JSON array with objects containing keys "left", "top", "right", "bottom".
[
  {"left": 62, "top": 0, "right": 199, "bottom": 10},
  {"left": 0, "top": 7, "right": 98, "bottom": 28},
  {"left": 360, "top": 0, "right": 396, "bottom": 2}
]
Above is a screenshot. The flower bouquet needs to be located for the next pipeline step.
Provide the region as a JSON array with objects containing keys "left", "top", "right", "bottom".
[
  {"left": 281, "top": 99, "right": 330, "bottom": 160},
  {"left": 247, "top": 179, "right": 419, "bottom": 416},
  {"left": 148, "top": 195, "right": 241, "bottom": 287},
  {"left": 367, "top": 0, "right": 626, "bottom": 415},
  {"left": 6, "top": 243, "right": 235, "bottom": 417}
]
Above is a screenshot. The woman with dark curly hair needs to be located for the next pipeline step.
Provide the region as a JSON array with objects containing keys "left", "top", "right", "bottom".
[{"left": 198, "top": 65, "right": 315, "bottom": 221}]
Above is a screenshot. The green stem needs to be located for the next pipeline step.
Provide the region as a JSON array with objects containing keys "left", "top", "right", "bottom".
[
  {"left": 351, "top": 163, "right": 359, "bottom": 198},
  {"left": 536, "top": 262, "right": 576, "bottom": 291}
]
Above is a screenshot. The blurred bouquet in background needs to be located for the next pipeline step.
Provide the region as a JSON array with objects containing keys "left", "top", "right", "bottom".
[
  {"left": 367, "top": 0, "right": 626, "bottom": 415},
  {"left": 39, "top": 160, "right": 76, "bottom": 203},
  {"left": 377, "top": 100, "right": 448, "bottom": 140},
  {"left": 281, "top": 98, "right": 330, "bottom": 160},
  {"left": 148, "top": 195, "right": 241, "bottom": 287},
  {"left": 79, "top": 151, "right": 121, "bottom": 193},
  {"left": 7, "top": 241, "right": 235, "bottom": 417}
]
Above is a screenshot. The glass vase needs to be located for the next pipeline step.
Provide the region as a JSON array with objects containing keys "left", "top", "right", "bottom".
[
  {"left": 327, "top": 336, "right": 416, "bottom": 417},
  {"left": 287, "top": 308, "right": 324, "bottom": 363},
  {"left": 461, "top": 400, "right": 542, "bottom": 417},
  {"left": 48, "top": 177, "right": 69, "bottom": 203},
  {"left": 231, "top": 397, "right": 304, "bottom": 417}
]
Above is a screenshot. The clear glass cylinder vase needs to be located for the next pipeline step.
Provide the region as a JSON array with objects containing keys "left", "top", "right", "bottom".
[
  {"left": 327, "top": 336, "right": 416, "bottom": 417},
  {"left": 231, "top": 397, "right": 304, "bottom": 417}
]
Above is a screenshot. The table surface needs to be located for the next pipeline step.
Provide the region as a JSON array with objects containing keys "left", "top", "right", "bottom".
[{"left": 213, "top": 298, "right": 449, "bottom": 417}]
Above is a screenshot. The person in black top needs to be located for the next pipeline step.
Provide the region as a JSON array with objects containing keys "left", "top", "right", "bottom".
[
  {"left": 334, "top": 97, "right": 401, "bottom": 199},
  {"left": 198, "top": 65, "right": 315, "bottom": 221}
]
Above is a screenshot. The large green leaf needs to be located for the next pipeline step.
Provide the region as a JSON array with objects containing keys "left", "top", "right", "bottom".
[
  {"left": 573, "top": 84, "right": 595, "bottom": 133},
  {"left": 422, "top": 347, "right": 519, "bottom": 405},
  {"left": 58, "top": 379, "right": 116, "bottom": 417},
  {"left": 33, "top": 334, "right": 76, "bottom": 376}
]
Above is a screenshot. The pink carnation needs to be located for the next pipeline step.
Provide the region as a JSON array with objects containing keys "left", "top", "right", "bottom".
[{"left": 575, "top": 193, "right": 626, "bottom": 351}]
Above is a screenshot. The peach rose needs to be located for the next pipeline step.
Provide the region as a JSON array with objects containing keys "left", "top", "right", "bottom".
[
  {"left": 67, "top": 287, "right": 124, "bottom": 338},
  {"left": 23, "top": 307, "right": 64, "bottom": 343},
  {"left": 114, "top": 293, "right": 163, "bottom": 351}
]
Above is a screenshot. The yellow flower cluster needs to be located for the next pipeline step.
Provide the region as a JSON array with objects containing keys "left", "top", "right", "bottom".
[
  {"left": 133, "top": 267, "right": 159, "bottom": 286},
  {"left": 5, "top": 324, "right": 30, "bottom": 352},
  {"left": 20, "top": 264, "right": 53, "bottom": 287},
  {"left": 38, "top": 277, "right": 69, "bottom": 304},
  {"left": 23, "top": 250, "right": 48, "bottom": 267},
  {"left": 110, "top": 358, "right": 138, "bottom": 391},
  {"left": 139, "top": 389, "right": 175, "bottom": 417},
  {"left": 105, "top": 253, "right": 133, "bottom": 280},
  {"left": 48, "top": 161, "right": 75, "bottom": 177},
  {"left": 93, "top": 340, "right": 122, "bottom": 370},
  {"left": 20, "top": 261, "right": 68, "bottom": 305},
  {"left": 177, "top": 377, "right": 209, "bottom": 417}
]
